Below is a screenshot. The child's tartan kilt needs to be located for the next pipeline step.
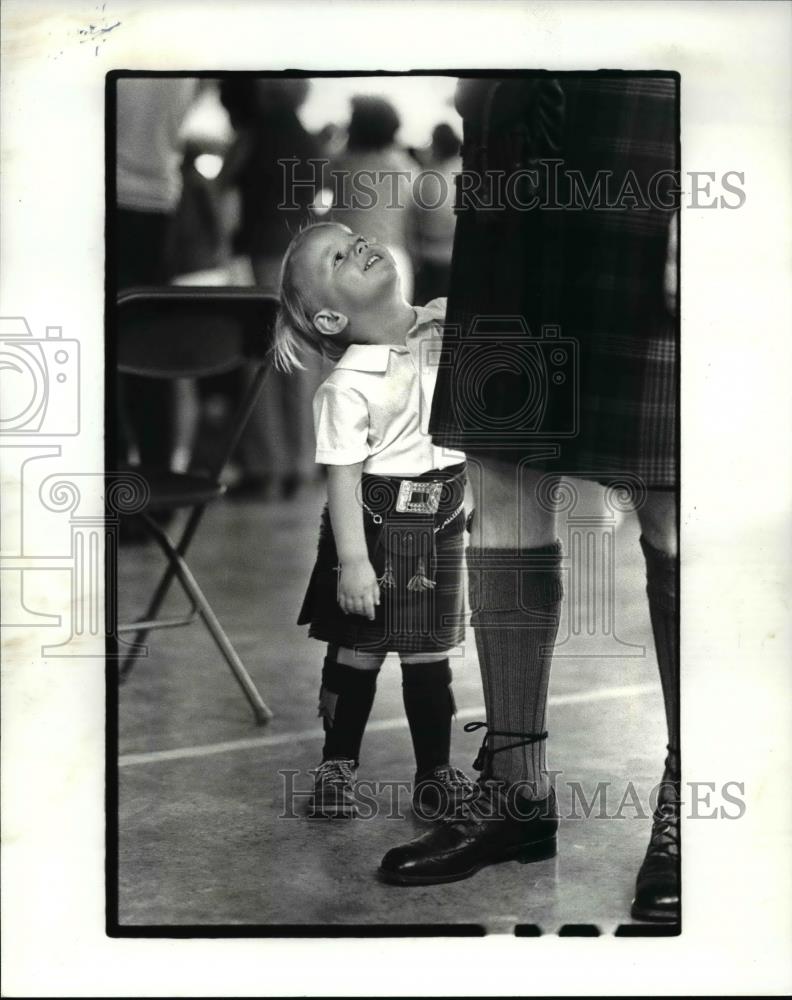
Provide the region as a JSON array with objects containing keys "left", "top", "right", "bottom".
[
  {"left": 429, "top": 75, "right": 679, "bottom": 490},
  {"left": 298, "top": 465, "right": 467, "bottom": 654}
]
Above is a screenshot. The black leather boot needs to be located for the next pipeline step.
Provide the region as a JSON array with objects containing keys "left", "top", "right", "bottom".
[
  {"left": 631, "top": 749, "right": 680, "bottom": 923},
  {"left": 379, "top": 726, "right": 558, "bottom": 886}
]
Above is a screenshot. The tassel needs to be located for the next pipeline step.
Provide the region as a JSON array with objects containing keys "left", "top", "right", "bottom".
[
  {"left": 377, "top": 558, "right": 396, "bottom": 589},
  {"left": 407, "top": 557, "right": 436, "bottom": 592}
]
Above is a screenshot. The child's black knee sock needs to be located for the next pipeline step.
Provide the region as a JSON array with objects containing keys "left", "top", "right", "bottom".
[
  {"left": 400, "top": 659, "right": 455, "bottom": 779},
  {"left": 319, "top": 657, "right": 379, "bottom": 767},
  {"left": 640, "top": 535, "right": 679, "bottom": 764}
]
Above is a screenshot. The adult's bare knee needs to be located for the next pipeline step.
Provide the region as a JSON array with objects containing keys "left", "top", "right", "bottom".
[
  {"left": 468, "top": 456, "right": 557, "bottom": 548},
  {"left": 637, "top": 491, "right": 678, "bottom": 557}
]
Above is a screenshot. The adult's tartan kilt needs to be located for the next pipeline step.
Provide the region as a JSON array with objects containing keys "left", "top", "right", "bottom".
[{"left": 429, "top": 75, "right": 679, "bottom": 490}]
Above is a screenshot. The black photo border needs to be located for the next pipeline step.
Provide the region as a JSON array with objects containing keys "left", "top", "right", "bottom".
[{"left": 105, "top": 67, "right": 681, "bottom": 940}]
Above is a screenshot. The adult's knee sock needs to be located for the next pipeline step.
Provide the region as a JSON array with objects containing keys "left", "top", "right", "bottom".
[
  {"left": 466, "top": 542, "right": 564, "bottom": 797},
  {"left": 640, "top": 535, "right": 679, "bottom": 767},
  {"left": 319, "top": 657, "right": 379, "bottom": 767},
  {"left": 400, "top": 659, "right": 454, "bottom": 778}
]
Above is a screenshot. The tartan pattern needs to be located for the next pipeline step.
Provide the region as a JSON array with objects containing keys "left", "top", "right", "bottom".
[
  {"left": 298, "top": 468, "right": 467, "bottom": 654},
  {"left": 430, "top": 75, "right": 679, "bottom": 488}
]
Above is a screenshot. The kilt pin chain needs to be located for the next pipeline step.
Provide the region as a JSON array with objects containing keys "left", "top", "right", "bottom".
[{"left": 335, "top": 475, "right": 466, "bottom": 593}]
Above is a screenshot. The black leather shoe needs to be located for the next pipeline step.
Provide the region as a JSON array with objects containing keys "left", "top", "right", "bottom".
[
  {"left": 631, "top": 752, "right": 680, "bottom": 923},
  {"left": 379, "top": 782, "right": 558, "bottom": 885}
]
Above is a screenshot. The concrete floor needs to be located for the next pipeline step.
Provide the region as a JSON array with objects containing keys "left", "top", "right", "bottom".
[{"left": 116, "top": 478, "right": 674, "bottom": 934}]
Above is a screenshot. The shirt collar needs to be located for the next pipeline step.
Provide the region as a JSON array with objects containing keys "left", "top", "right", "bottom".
[
  {"left": 334, "top": 343, "right": 395, "bottom": 373},
  {"left": 333, "top": 302, "right": 443, "bottom": 373}
]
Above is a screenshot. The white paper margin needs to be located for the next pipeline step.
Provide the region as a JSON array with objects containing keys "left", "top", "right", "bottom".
[{"left": 1, "top": 0, "right": 790, "bottom": 995}]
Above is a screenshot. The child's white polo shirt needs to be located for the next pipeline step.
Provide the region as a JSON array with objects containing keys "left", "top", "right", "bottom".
[{"left": 313, "top": 297, "right": 465, "bottom": 475}]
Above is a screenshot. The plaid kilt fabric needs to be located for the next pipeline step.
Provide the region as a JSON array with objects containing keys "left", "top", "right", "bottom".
[
  {"left": 429, "top": 75, "right": 679, "bottom": 490},
  {"left": 298, "top": 466, "right": 467, "bottom": 654}
]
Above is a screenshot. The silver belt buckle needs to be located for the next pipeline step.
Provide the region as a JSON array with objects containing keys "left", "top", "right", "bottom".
[{"left": 396, "top": 480, "right": 442, "bottom": 515}]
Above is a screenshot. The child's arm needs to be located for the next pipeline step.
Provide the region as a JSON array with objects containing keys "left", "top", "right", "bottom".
[{"left": 327, "top": 462, "right": 381, "bottom": 621}]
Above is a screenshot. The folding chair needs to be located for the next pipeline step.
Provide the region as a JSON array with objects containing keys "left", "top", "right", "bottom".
[{"left": 115, "top": 286, "right": 277, "bottom": 724}]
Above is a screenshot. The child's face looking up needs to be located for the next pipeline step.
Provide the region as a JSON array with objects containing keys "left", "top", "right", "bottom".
[{"left": 294, "top": 224, "right": 399, "bottom": 332}]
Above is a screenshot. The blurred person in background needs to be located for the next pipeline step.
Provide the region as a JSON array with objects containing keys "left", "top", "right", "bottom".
[
  {"left": 165, "top": 126, "right": 235, "bottom": 477},
  {"left": 167, "top": 137, "right": 228, "bottom": 280},
  {"left": 407, "top": 123, "right": 461, "bottom": 305},
  {"left": 217, "top": 79, "right": 326, "bottom": 499},
  {"left": 330, "top": 96, "right": 417, "bottom": 302},
  {"left": 115, "top": 77, "right": 199, "bottom": 539},
  {"left": 116, "top": 77, "right": 200, "bottom": 292},
  {"left": 316, "top": 121, "right": 346, "bottom": 160}
]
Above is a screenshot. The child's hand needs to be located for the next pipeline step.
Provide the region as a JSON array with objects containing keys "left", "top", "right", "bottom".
[{"left": 338, "top": 557, "right": 381, "bottom": 620}]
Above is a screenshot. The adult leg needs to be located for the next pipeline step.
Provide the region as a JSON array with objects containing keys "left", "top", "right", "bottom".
[
  {"left": 465, "top": 456, "right": 563, "bottom": 798},
  {"left": 637, "top": 489, "right": 679, "bottom": 756},
  {"left": 632, "top": 488, "right": 680, "bottom": 922},
  {"left": 379, "top": 457, "right": 563, "bottom": 883},
  {"left": 117, "top": 209, "right": 176, "bottom": 469}
]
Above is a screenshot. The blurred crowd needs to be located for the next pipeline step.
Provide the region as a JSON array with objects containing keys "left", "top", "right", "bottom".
[{"left": 115, "top": 77, "right": 461, "bottom": 502}]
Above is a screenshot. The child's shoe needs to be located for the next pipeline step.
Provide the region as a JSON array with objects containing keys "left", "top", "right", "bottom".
[
  {"left": 309, "top": 758, "right": 358, "bottom": 819},
  {"left": 413, "top": 764, "right": 478, "bottom": 819}
]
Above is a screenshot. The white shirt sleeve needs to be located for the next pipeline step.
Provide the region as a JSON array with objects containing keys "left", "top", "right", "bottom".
[{"left": 313, "top": 381, "right": 371, "bottom": 466}]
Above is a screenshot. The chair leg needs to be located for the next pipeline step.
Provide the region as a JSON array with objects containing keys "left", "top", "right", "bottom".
[
  {"left": 137, "top": 513, "right": 274, "bottom": 725},
  {"left": 119, "top": 506, "right": 205, "bottom": 680},
  {"left": 119, "top": 563, "right": 184, "bottom": 679},
  {"left": 185, "top": 568, "right": 275, "bottom": 725}
]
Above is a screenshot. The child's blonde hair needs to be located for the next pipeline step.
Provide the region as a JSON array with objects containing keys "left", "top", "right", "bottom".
[{"left": 271, "top": 222, "right": 348, "bottom": 373}]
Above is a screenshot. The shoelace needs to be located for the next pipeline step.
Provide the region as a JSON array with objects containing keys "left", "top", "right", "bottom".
[
  {"left": 443, "top": 781, "right": 498, "bottom": 823},
  {"left": 648, "top": 800, "right": 680, "bottom": 859},
  {"left": 647, "top": 744, "right": 681, "bottom": 859},
  {"left": 463, "top": 721, "right": 548, "bottom": 773},
  {"left": 314, "top": 759, "right": 355, "bottom": 786},
  {"left": 429, "top": 765, "right": 476, "bottom": 793},
  {"left": 432, "top": 723, "right": 550, "bottom": 825}
]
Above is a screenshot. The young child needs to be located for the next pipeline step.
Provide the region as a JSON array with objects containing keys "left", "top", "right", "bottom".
[{"left": 273, "top": 222, "right": 475, "bottom": 819}]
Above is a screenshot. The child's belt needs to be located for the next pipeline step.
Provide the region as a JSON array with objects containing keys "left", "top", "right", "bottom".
[
  {"left": 360, "top": 463, "right": 466, "bottom": 531},
  {"left": 359, "top": 464, "right": 466, "bottom": 592}
]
